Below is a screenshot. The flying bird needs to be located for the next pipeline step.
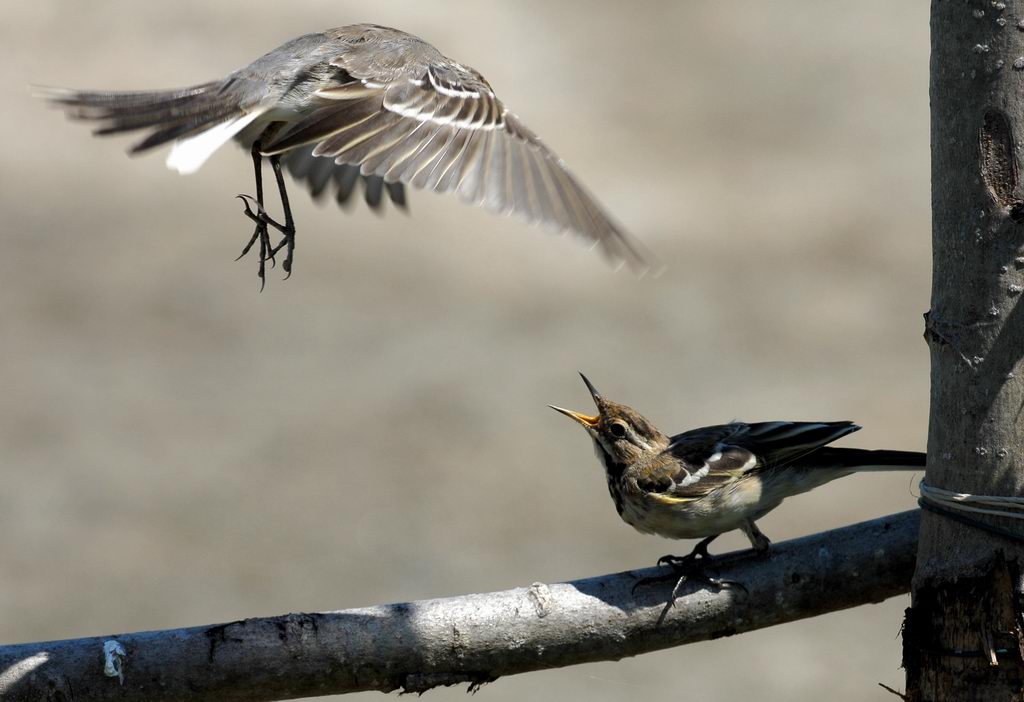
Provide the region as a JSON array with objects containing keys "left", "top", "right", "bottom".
[
  {"left": 39, "top": 24, "right": 654, "bottom": 286},
  {"left": 551, "top": 374, "right": 925, "bottom": 596}
]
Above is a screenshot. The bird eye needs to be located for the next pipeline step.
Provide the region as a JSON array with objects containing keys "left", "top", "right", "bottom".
[{"left": 609, "top": 421, "right": 628, "bottom": 439}]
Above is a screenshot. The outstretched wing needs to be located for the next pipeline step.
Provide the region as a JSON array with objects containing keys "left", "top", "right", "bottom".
[
  {"left": 638, "top": 421, "right": 861, "bottom": 501},
  {"left": 261, "top": 57, "right": 653, "bottom": 272}
]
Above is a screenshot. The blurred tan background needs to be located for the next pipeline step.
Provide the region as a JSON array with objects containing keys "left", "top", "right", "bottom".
[{"left": 2, "top": 2, "right": 929, "bottom": 700}]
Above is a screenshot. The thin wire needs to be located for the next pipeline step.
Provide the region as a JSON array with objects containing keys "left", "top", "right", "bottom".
[
  {"left": 918, "top": 480, "right": 1024, "bottom": 543},
  {"left": 919, "top": 481, "right": 1024, "bottom": 519}
]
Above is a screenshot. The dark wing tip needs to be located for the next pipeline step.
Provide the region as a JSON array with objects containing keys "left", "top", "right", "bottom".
[
  {"left": 385, "top": 181, "right": 408, "bottom": 211},
  {"left": 735, "top": 420, "right": 865, "bottom": 466}
]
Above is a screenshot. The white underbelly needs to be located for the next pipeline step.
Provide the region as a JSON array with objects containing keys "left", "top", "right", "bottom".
[{"left": 618, "top": 479, "right": 779, "bottom": 540}]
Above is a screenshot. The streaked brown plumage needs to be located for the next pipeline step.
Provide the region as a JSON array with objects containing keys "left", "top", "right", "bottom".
[
  {"left": 38, "top": 24, "right": 654, "bottom": 285},
  {"left": 551, "top": 374, "right": 925, "bottom": 578}
]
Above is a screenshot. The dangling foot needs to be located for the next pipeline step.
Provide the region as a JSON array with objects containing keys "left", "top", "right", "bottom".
[
  {"left": 265, "top": 220, "right": 296, "bottom": 278},
  {"left": 235, "top": 141, "right": 298, "bottom": 289},
  {"left": 237, "top": 194, "right": 296, "bottom": 275},
  {"left": 236, "top": 194, "right": 278, "bottom": 290}
]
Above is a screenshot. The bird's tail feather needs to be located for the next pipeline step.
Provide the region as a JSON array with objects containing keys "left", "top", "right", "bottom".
[
  {"left": 809, "top": 447, "right": 926, "bottom": 471},
  {"left": 37, "top": 82, "right": 256, "bottom": 172},
  {"left": 760, "top": 447, "right": 924, "bottom": 501}
]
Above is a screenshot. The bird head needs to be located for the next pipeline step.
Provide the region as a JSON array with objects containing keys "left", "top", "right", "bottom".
[{"left": 550, "top": 373, "right": 669, "bottom": 467}]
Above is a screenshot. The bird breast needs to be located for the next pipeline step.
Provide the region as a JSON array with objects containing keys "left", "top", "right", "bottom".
[{"left": 612, "top": 473, "right": 780, "bottom": 540}]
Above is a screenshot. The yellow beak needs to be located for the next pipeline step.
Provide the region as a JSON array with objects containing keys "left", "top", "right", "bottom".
[{"left": 549, "top": 405, "right": 600, "bottom": 428}]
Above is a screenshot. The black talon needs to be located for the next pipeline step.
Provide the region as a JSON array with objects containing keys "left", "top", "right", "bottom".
[
  {"left": 235, "top": 140, "right": 298, "bottom": 286},
  {"left": 631, "top": 535, "right": 746, "bottom": 604},
  {"left": 632, "top": 559, "right": 744, "bottom": 601},
  {"left": 237, "top": 194, "right": 282, "bottom": 273},
  {"left": 237, "top": 196, "right": 270, "bottom": 255}
]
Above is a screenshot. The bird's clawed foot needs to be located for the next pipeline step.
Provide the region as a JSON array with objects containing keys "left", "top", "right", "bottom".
[
  {"left": 236, "top": 194, "right": 296, "bottom": 289},
  {"left": 632, "top": 540, "right": 746, "bottom": 604}
]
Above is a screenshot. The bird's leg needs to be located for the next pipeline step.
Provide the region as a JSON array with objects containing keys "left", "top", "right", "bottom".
[
  {"left": 236, "top": 141, "right": 275, "bottom": 289},
  {"left": 632, "top": 535, "right": 746, "bottom": 601},
  {"left": 263, "top": 154, "right": 297, "bottom": 278},
  {"left": 740, "top": 520, "right": 772, "bottom": 556}
]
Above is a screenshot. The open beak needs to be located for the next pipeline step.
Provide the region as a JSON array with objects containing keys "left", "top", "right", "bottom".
[
  {"left": 550, "top": 373, "right": 606, "bottom": 427},
  {"left": 578, "top": 372, "right": 602, "bottom": 406},
  {"left": 548, "top": 404, "right": 601, "bottom": 428}
]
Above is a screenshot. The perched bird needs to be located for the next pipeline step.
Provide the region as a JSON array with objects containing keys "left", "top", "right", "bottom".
[
  {"left": 38, "top": 24, "right": 653, "bottom": 286},
  {"left": 551, "top": 374, "right": 925, "bottom": 592}
]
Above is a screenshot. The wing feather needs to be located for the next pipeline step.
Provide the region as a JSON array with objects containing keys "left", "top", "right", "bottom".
[
  {"left": 282, "top": 148, "right": 406, "bottom": 211},
  {"left": 641, "top": 421, "right": 862, "bottom": 501},
  {"left": 261, "top": 56, "right": 654, "bottom": 271},
  {"left": 332, "top": 163, "right": 361, "bottom": 204},
  {"left": 382, "top": 123, "right": 445, "bottom": 181},
  {"left": 359, "top": 119, "right": 424, "bottom": 174},
  {"left": 423, "top": 128, "right": 470, "bottom": 191},
  {"left": 639, "top": 445, "right": 758, "bottom": 501}
]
